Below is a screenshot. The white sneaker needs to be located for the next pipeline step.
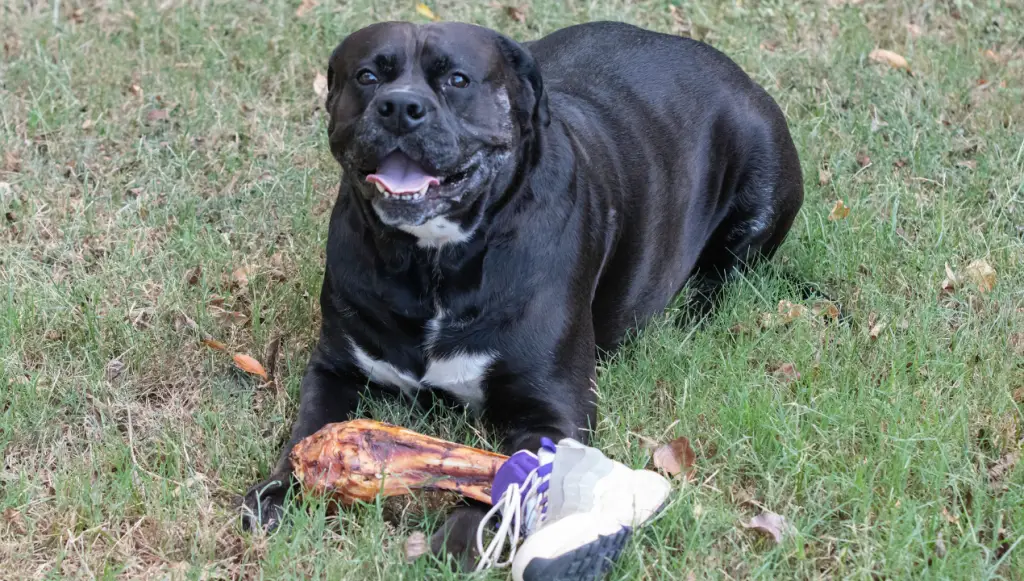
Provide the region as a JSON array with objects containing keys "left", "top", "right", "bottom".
[{"left": 476, "top": 438, "right": 670, "bottom": 581}]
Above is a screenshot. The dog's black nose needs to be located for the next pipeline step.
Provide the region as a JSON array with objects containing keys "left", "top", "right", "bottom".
[{"left": 377, "top": 92, "right": 430, "bottom": 134}]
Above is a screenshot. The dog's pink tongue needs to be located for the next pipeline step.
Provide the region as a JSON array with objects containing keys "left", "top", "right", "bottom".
[{"left": 366, "top": 153, "right": 440, "bottom": 194}]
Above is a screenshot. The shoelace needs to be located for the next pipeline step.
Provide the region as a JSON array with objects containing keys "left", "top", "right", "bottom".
[{"left": 474, "top": 469, "right": 543, "bottom": 571}]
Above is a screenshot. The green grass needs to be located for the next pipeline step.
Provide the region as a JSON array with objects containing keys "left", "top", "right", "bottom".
[{"left": 1, "top": 0, "right": 1022, "bottom": 579}]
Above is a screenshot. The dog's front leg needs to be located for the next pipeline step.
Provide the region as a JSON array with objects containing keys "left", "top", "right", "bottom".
[
  {"left": 430, "top": 362, "right": 598, "bottom": 567},
  {"left": 241, "top": 346, "right": 364, "bottom": 531}
]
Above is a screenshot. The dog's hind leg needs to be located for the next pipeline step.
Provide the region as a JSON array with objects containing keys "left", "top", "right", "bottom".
[{"left": 681, "top": 164, "right": 803, "bottom": 324}]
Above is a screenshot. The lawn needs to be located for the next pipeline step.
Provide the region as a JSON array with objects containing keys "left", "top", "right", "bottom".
[{"left": 1, "top": 0, "right": 1022, "bottom": 579}]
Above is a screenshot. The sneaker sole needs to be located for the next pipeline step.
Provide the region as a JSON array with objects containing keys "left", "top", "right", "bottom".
[
  {"left": 515, "top": 495, "right": 671, "bottom": 581},
  {"left": 520, "top": 525, "right": 633, "bottom": 581}
]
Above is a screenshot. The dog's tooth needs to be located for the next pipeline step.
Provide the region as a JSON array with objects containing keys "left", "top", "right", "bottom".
[
  {"left": 375, "top": 183, "right": 386, "bottom": 194},
  {"left": 417, "top": 183, "right": 430, "bottom": 196}
]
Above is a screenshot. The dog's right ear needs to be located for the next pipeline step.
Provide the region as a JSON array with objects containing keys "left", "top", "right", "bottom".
[{"left": 495, "top": 34, "right": 550, "bottom": 133}]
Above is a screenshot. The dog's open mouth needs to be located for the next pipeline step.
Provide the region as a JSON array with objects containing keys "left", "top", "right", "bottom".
[{"left": 366, "top": 152, "right": 471, "bottom": 202}]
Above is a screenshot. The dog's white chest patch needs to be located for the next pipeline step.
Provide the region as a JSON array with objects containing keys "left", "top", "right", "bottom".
[
  {"left": 398, "top": 216, "right": 471, "bottom": 248},
  {"left": 349, "top": 340, "right": 421, "bottom": 395},
  {"left": 348, "top": 338, "right": 492, "bottom": 410},
  {"left": 422, "top": 353, "right": 492, "bottom": 409}
]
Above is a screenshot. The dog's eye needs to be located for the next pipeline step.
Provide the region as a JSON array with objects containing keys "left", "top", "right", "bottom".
[
  {"left": 356, "top": 69, "right": 379, "bottom": 85},
  {"left": 448, "top": 73, "right": 470, "bottom": 88}
]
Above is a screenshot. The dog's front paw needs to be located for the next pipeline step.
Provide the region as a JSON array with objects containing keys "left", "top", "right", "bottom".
[
  {"left": 241, "top": 477, "right": 289, "bottom": 532},
  {"left": 430, "top": 505, "right": 488, "bottom": 570}
]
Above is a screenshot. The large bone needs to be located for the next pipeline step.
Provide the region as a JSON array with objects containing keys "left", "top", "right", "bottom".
[{"left": 290, "top": 419, "right": 509, "bottom": 505}]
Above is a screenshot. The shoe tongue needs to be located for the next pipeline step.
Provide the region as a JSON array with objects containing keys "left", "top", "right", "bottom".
[{"left": 366, "top": 152, "right": 440, "bottom": 194}]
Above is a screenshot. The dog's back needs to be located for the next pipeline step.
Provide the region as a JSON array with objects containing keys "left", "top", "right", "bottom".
[{"left": 527, "top": 21, "right": 803, "bottom": 348}]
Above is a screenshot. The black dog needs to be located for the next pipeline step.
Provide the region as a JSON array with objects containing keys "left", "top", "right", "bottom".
[{"left": 242, "top": 20, "right": 803, "bottom": 559}]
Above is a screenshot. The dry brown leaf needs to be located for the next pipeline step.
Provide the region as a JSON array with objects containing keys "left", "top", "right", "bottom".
[
  {"left": 415, "top": 3, "right": 439, "bottom": 20},
  {"left": 653, "top": 436, "right": 696, "bottom": 479},
  {"left": 265, "top": 335, "right": 283, "bottom": 380},
  {"left": 777, "top": 300, "right": 808, "bottom": 323},
  {"left": 295, "top": 0, "right": 317, "bottom": 18},
  {"left": 313, "top": 72, "right": 329, "bottom": 101},
  {"left": 174, "top": 312, "right": 199, "bottom": 333},
  {"left": 770, "top": 362, "right": 801, "bottom": 384},
  {"left": 128, "top": 83, "right": 143, "bottom": 98},
  {"left": 742, "top": 511, "right": 793, "bottom": 543},
  {"left": 269, "top": 251, "right": 288, "bottom": 281},
  {"left": 988, "top": 450, "right": 1020, "bottom": 485},
  {"left": 231, "top": 265, "right": 250, "bottom": 289},
  {"left": 202, "top": 338, "right": 228, "bottom": 352},
  {"left": 856, "top": 151, "right": 871, "bottom": 167},
  {"left": 869, "top": 320, "right": 885, "bottom": 341},
  {"left": 505, "top": 5, "right": 527, "bottom": 22},
  {"left": 957, "top": 160, "right": 977, "bottom": 170},
  {"left": 3, "top": 151, "right": 20, "bottom": 172},
  {"left": 2, "top": 508, "right": 26, "bottom": 535},
  {"left": 756, "top": 312, "right": 777, "bottom": 329},
  {"left": 869, "top": 48, "right": 910, "bottom": 72},
  {"left": 210, "top": 306, "right": 248, "bottom": 327},
  {"left": 906, "top": 23, "right": 923, "bottom": 38},
  {"left": 185, "top": 265, "right": 202, "bottom": 286},
  {"left": 233, "top": 353, "right": 269, "bottom": 380},
  {"left": 818, "top": 168, "right": 832, "bottom": 186},
  {"left": 129, "top": 307, "right": 155, "bottom": 329},
  {"left": 105, "top": 358, "right": 125, "bottom": 381},
  {"left": 828, "top": 199, "right": 850, "bottom": 221},
  {"left": 146, "top": 109, "right": 169, "bottom": 122},
  {"left": 941, "top": 263, "right": 958, "bottom": 295},
  {"left": 941, "top": 506, "right": 959, "bottom": 524},
  {"left": 404, "top": 531, "right": 429, "bottom": 563},
  {"left": 812, "top": 300, "right": 841, "bottom": 320},
  {"left": 81, "top": 118, "right": 94, "bottom": 130},
  {"left": 964, "top": 259, "right": 996, "bottom": 293}
]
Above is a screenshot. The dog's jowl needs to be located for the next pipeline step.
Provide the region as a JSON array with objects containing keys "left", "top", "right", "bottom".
[{"left": 242, "top": 20, "right": 803, "bottom": 557}]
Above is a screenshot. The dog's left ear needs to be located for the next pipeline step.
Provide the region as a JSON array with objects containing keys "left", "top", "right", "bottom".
[
  {"left": 495, "top": 34, "right": 550, "bottom": 132},
  {"left": 325, "top": 43, "right": 345, "bottom": 108}
]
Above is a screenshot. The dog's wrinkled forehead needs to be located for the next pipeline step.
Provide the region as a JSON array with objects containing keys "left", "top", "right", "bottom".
[{"left": 332, "top": 22, "right": 505, "bottom": 81}]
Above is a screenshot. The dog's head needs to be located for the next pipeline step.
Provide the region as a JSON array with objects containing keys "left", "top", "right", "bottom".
[{"left": 325, "top": 22, "right": 548, "bottom": 230}]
